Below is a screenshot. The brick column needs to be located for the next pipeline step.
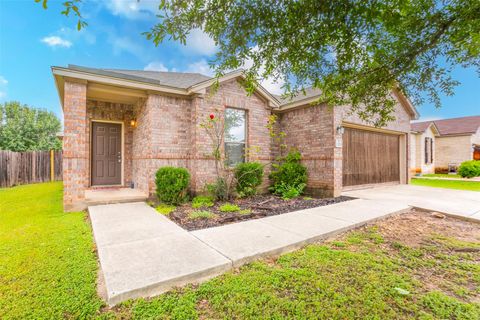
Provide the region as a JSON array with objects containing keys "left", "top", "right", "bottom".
[{"left": 63, "top": 80, "right": 88, "bottom": 211}]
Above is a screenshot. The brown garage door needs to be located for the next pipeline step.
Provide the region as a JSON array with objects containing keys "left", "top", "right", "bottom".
[{"left": 342, "top": 127, "right": 400, "bottom": 187}]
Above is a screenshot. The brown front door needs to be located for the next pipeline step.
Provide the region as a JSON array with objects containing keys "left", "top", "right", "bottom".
[
  {"left": 91, "top": 122, "right": 122, "bottom": 186},
  {"left": 342, "top": 127, "right": 400, "bottom": 187}
]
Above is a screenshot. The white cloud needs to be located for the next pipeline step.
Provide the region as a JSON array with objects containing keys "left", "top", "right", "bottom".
[
  {"left": 0, "top": 76, "right": 7, "bottom": 100},
  {"left": 59, "top": 27, "right": 96, "bottom": 45},
  {"left": 185, "top": 59, "right": 214, "bottom": 76},
  {"left": 184, "top": 29, "right": 217, "bottom": 56},
  {"left": 110, "top": 36, "right": 144, "bottom": 58},
  {"left": 144, "top": 62, "right": 168, "bottom": 72},
  {"left": 105, "top": 0, "right": 159, "bottom": 19},
  {"left": 242, "top": 46, "right": 285, "bottom": 94},
  {"left": 41, "top": 36, "right": 72, "bottom": 48}
]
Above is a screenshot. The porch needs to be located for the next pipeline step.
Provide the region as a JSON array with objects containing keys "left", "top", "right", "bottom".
[{"left": 85, "top": 187, "right": 148, "bottom": 206}]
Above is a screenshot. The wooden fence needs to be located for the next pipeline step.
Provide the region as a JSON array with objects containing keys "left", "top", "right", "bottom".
[{"left": 0, "top": 150, "right": 62, "bottom": 188}]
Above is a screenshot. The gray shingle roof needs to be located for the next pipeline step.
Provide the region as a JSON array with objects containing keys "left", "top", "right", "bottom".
[
  {"left": 67, "top": 64, "right": 212, "bottom": 88},
  {"left": 411, "top": 121, "right": 433, "bottom": 133},
  {"left": 274, "top": 87, "right": 322, "bottom": 105}
]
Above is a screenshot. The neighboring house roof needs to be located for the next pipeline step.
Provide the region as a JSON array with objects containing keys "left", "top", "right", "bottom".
[
  {"left": 411, "top": 115, "right": 480, "bottom": 136},
  {"left": 52, "top": 64, "right": 418, "bottom": 118}
]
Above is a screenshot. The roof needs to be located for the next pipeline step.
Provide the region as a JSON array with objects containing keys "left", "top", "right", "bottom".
[
  {"left": 69, "top": 65, "right": 212, "bottom": 89},
  {"left": 411, "top": 115, "right": 480, "bottom": 136},
  {"left": 52, "top": 65, "right": 418, "bottom": 118}
]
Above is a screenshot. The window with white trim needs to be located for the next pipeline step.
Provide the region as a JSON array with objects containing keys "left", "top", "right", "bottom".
[{"left": 224, "top": 108, "right": 246, "bottom": 166}]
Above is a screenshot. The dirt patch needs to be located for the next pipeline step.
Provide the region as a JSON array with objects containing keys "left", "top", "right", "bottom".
[
  {"left": 163, "top": 195, "right": 354, "bottom": 231},
  {"left": 372, "top": 208, "right": 480, "bottom": 247}
]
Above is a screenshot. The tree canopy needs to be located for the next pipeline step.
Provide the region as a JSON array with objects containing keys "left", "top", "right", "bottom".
[
  {"left": 0, "top": 101, "right": 62, "bottom": 152},
  {"left": 38, "top": 0, "right": 480, "bottom": 125}
]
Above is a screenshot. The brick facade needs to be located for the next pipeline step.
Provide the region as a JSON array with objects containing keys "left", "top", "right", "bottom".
[{"left": 62, "top": 77, "right": 413, "bottom": 211}]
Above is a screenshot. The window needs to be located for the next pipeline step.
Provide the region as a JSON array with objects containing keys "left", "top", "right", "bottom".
[
  {"left": 424, "top": 137, "right": 433, "bottom": 164},
  {"left": 224, "top": 108, "right": 246, "bottom": 166}
]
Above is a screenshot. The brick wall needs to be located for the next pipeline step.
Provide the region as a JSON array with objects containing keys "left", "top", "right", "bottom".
[
  {"left": 278, "top": 103, "right": 337, "bottom": 197},
  {"left": 435, "top": 135, "right": 473, "bottom": 168},
  {"left": 63, "top": 80, "right": 88, "bottom": 211}
]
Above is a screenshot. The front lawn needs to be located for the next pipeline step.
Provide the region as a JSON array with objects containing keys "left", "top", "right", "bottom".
[
  {"left": 1, "top": 183, "right": 479, "bottom": 319},
  {"left": 422, "top": 173, "right": 462, "bottom": 179},
  {"left": 411, "top": 178, "right": 480, "bottom": 191}
]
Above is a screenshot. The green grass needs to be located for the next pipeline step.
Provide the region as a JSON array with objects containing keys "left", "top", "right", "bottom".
[
  {"left": 1, "top": 182, "right": 479, "bottom": 319},
  {"left": 191, "top": 195, "right": 214, "bottom": 208},
  {"left": 219, "top": 203, "right": 240, "bottom": 212},
  {"left": 422, "top": 173, "right": 462, "bottom": 179},
  {"left": 155, "top": 203, "right": 176, "bottom": 216},
  {"left": 411, "top": 178, "right": 480, "bottom": 191},
  {"left": 188, "top": 210, "right": 215, "bottom": 219},
  {"left": 0, "top": 182, "right": 103, "bottom": 319}
]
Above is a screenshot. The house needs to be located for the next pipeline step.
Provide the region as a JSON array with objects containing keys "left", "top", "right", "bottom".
[
  {"left": 410, "top": 122, "right": 440, "bottom": 174},
  {"left": 410, "top": 116, "right": 480, "bottom": 174},
  {"left": 52, "top": 65, "right": 418, "bottom": 211}
]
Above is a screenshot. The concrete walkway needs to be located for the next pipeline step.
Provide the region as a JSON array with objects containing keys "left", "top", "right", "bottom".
[
  {"left": 343, "top": 184, "right": 480, "bottom": 220},
  {"left": 89, "top": 185, "right": 480, "bottom": 305},
  {"left": 89, "top": 198, "right": 410, "bottom": 305}
]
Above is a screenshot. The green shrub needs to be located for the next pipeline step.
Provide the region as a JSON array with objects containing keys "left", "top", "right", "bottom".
[
  {"left": 155, "top": 167, "right": 190, "bottom": 205},
  {"left": 235, "top": 162, "right": 264, "bottom": 197},
  {"left": 238, "top": 209, "right": 252, "bottom": 215},
  {"left": 269, "top": 150, "right": 307, "bottom": 199},
  {"left": 206, "top": 177, "right": 229, "bottom": 201},
  {"left": 458, "top": 160, "right": 480, "bottom": 178},
  {"left": 155, "top": 203, "right": 176, "bottom": 216},
  {"left": 192, "top": 195, "right": 214, "bottom": 208},
  {"left": 189, "top": 210, "right": 215, "bottom": 219},
  {"left": 219, "top": 203, "right": 240, "bottom": 212}
]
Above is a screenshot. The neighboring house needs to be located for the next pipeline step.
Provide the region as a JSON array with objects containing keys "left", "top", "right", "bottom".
[
  {"left": 410, "top": 122, "right": 440, "bottom": 174},
  {"left": 410, "top": 115, "right": 480, "bottom": 173},
  {"left": 52, "top": 65, "right": 418, "bottom": 211}
]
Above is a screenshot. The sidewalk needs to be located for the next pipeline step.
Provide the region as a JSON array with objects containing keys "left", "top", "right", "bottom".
[{"left": 89, "top": 198, "right": 410, "bottom": 305}]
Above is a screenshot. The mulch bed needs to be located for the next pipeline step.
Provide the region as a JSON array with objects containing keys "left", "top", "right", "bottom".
[{"left": 166, "top": 194, "right": 354, "bottom": 231}]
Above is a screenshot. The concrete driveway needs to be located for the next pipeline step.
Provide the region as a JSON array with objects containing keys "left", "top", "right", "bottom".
[{"left": 343, "top": 184, "right": 480, "bottom": 220}]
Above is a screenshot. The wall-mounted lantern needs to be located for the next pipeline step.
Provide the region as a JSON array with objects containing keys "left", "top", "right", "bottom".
[
  {"left": 336, "top": 125, "right": 345, "bottom": 135},
  {"left": 130, "top": 118, "right": 137, "bottom": 127}
]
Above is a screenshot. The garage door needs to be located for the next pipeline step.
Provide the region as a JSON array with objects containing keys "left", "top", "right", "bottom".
[{"left": 342, "top": 127, "right": 400, "bottom": 187}]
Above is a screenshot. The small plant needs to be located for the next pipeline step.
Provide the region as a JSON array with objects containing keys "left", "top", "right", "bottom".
[
  {"left": 269, "top": 150, "right": 308, "bottom": 199},
  {"left": 219, "top": 203, "right": 240, "bottom": 212},
  {"left": 192, "top": 195, "right": 214, "bottom": 208},
  {"left": 303, "top": 196, "right": 313, "bottom": 200},
  {"left": 206, "top": 177, "right": 229, "bottom": 201},
  {"left": 155, "top": 166, "right": 190, "bottom": 205},
  {"left": 189, "top": 210, "right": 215, "bottom": 220},
  {"left": 458, "top": 160, "right": 480, "bottom": 178},
  {"left": 238, "top": 209, "right": 252, "bottom": 215},
  {"left": 155, "top": 203, "right": 176, "bottom": 216},
  {"left": 235, "top": 162, "right": 264, "bottom": 197}
]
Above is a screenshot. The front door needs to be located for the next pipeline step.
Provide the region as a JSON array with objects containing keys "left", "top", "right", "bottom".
[{"left": 91, "top": 122, "right": 122, "bottom": 186}]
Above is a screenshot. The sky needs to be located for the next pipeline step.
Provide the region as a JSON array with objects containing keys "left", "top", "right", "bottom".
[{"left": 0, "top": 0, "right": 478, "bottom": 122}]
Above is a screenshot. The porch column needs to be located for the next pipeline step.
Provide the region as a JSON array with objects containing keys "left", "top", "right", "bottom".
[{"left": 63, "top": 79, "right": 88, "bottom": 211}]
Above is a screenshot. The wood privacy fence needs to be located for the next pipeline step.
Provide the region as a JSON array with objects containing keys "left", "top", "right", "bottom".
[{"left": 0, "top": 150, "right": 62, "bottom": 188}]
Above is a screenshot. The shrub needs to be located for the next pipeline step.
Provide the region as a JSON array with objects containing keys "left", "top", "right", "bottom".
[
  {"left": 192, "top": 195, "right": 214, "bottom": 208},
  {"left": 219, "top": 203, "right": 240, "bottom": 212},
  {"left": 188, "top": 210, "right": 215, "bottom": 219},
  {"left": 235, "top": 162, "right": 264, "bottom": 197},
  {"left": 155, "top": 167, "right": 190, "bottom": 205},
  {"left": 155, "top": 204, "right": 176, "bottom": 216},
  {"left": 269, "top": 150, "right": 307, "bottom": 199},
  {"left": 458, "top": 160, "right": 480, "bottom": 178},
  {"left": 206, "top": 177, "right": 229, "bottom": 201}
]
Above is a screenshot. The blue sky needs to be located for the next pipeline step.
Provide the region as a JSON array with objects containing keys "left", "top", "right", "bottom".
[{"left": 0, "top": 0, "right": 478, "bottom": 122}]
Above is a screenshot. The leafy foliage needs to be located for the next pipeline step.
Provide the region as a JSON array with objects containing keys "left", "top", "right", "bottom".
[
  {"left": 155, "top": 167, "right": 190, "bottom": 205},
  {"left": 192, "top": 195, "right": 214, "bottom": 208},
  {"left": 219, "top": 203, "right": 240, "bottom": 212},
  {"left": 234, "top": 162, "right": 264, "bottom": 197},
  {"left": 0, "top": 101, "right": 62, "bottom": 151},
  {"left": 35, "top": 0, "right": 87, "bottom": 30},
  {"left": 458, "top": 160, "right": 480, "bottom": 178},
  {"left": 145, "top": 1, "right": 480, "bottom": 125},
  {"left": 155, "top": 203, "right": 176, "bottom": 216},
  {"left": 269, "top": 150, "right": 308, "bottom": 199},
  {"left": 206, "top": 177, "right": 229, "bottom": 201},
  {"left": 188, "top": 210, "right": 215, "bottom": 220}
]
